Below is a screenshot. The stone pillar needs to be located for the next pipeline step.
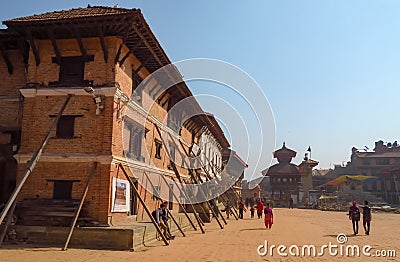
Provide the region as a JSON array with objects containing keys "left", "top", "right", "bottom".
[{"left": 299, "top": 157, "right": 318, "bottom": 204}]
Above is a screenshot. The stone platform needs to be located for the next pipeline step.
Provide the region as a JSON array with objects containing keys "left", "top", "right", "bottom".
[{"left": 1, "top": 213, "right": 197, "bottom": 250}]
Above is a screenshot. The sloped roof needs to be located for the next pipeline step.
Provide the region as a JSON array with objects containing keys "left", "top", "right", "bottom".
[
  {"left": 273, "top": 142, "right": 296, "bottom": 158},
  {"left": 2, "top": 6, "right": 170, "bottom": 74},
  {"left": 265, "top": 163, "right": 300, "bottom": 176},
  {"left": 3, "top": 6, "right": 134, "bottom": 23}
]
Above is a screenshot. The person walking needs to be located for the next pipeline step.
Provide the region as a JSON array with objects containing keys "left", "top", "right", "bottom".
[
  {"left": 264, "top": 203, "right": 274, "bottom": 229},
  {"left": 250, "top": 205, "right": 255, "bottom": 218},
  {"left": 361, "top": 200, "right": 372, "bottom": 235},
  {"left": 162, "top": 201, "right": 175, "bottom": 239},
  {"left": 238, "top": 200, "right": 245, "bottom": 219},
  {"left": 289, "top": 197, "right": 294, "bottom": 209},
  {"left": 256, "top": 199, "right": 264, "bottom": 219},
  {"left": 152, "top": 203, "right": 169, "bottom": 239},
  {"left": 225, "top": 203, "right": 232, "bottom": 219},
  {"left": 348, "top": 200, "right": 361, "bottom": 235}
]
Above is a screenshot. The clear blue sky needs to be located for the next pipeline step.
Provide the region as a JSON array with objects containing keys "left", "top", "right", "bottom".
[{"left": 2, "top": 1, "right": 400, "bottom": 179}]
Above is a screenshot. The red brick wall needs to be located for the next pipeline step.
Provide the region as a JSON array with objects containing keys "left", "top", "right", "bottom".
[
  {"left": 0, "top": 49, "right": 26, "bottom": 94},
  {"left": 16, "top": 161, "right": 111, "bottom": 224},
  {"left": 27, "top": 37, "right": 116, "bottom": 86},
  {"left": 0, "top": 49, "right": 25, "bottom": 143},
  {"left": 19, "top": 95, "right": 113, "bottom": 155}
]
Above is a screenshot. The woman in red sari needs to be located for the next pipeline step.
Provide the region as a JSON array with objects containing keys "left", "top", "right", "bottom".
[{"left": 264, "top": 203, "right": 273, "bottom": 229}]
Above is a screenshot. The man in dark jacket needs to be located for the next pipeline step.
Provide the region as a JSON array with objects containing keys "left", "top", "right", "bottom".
[
  {"left": 361, "top": 200, "right": 372, "bottom": 235},
  {"left": 162, "top": 201, "right": 174, "bottom": 239},
  {"left": 348, "top": 200, "right": 361, "bottom": 235}
]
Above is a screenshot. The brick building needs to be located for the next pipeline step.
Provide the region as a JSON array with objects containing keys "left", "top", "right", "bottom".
[
  {"left": 0, "top": 6, "right": 242, "bottom": 227},
  {"left": 349, "top": 140, "right": 400, "bottom": 204}
]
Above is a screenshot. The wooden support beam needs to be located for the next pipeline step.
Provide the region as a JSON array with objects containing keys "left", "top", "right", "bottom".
[
  {"left": 130, "top": 39, "right": 144, "bottom": 52},
  {"left": 99, "top": 27, "right": 108, "bottom": 63},
  {"left": 48, "top": 29, "right": 61, "bottom": 65},
  {"left": 197, "top": 158, "right": 233, "bottom": 223},
  {"left": 0, "top": 202, "right": 16, "bottom": 246},
  {"left": 27, "top": 30, "right": 40, "bottom": 66},
  {"left": 159, "top": 92, "right": 170, "bottom": 108},
  {"left": 17, "top": 39, "right": 29, "bottom": 66},
  {"left": 171, "top": 173, "right": 206, "bottom": 234},
  {"left": 0, "top": 44, "right": 13, "bottom": 74},
  {"left": 119, "top": 51, "right": 131, "bottom": 66},
  {"left": 148, "top": 82, "right": 161, "bottom": 97},
  {"left": 74, "top": 28, "right": 87, "bottom": 60},
  {"left": 189, "top": 171, "right": 224, "bottom": 229},
  {"left": 143, "top": 171, "right": 187, "bottom": 236},
  {"left": 114, "top": 44, "right": 123, "bottom": 64},
  {"left": 63, "top": 162, "right": 97, "bottom": 251},
  {"left": 131, "top": 22, "right": 164, "bottom": 67},
  {"left": 132, "top": 55, "right": 151, "bottom": 77},
  {"left": 119, "top": 164, "right": 169, "bottom": 245},
  {"left": 153, "top": 125, "right": 208, "bottom": 232}
]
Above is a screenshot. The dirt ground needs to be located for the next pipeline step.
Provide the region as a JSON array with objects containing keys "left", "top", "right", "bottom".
[{"left": 0, "top": 208, "right": 398, "bottom": 261}]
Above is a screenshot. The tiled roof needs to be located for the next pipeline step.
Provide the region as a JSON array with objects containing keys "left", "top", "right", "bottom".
[
  {"left": 3, "top": 6, "right": 136, "bottom": 23},
  {"left": 274, "top": 143, "right": 296, "bottom": 158},
  {"left": 266, "top": 163, "right": 300, "bottom": 176}
]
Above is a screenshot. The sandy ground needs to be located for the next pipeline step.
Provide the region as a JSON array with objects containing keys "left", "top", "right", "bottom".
[{"left": 0, "top": 208, "right": 398, "bottom": 262}]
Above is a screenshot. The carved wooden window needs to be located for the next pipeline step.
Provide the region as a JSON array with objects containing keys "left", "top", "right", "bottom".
[
  {"left": 124, "top": 120, "right": 145, "bottom": 162},
  {"left": 51, "top": 55, "right": 94, "bottom": 86}
]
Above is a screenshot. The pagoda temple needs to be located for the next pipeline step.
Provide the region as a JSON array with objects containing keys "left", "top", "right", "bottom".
[{"left": 262, "top": 143, "right": 301, "bottom": 206}]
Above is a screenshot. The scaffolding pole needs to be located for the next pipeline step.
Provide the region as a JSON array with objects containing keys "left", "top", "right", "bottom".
[
  {"left": 62, "top": 162, "right": 97, "bottom": 251},
  {"left": 153, "top": 125, "right": 208, "bottom": 231},
  {"left": 119, "top": 164, "right": 169, "bottom": 245},
  {"left": 142, "top": 171, "right": 186, "bottom": 237},
  {"left": 156, "top": 172, "right": 197, "bottom": 232},
  {"left": 170, "top": 170, "right": 206, "bottom": 233}
]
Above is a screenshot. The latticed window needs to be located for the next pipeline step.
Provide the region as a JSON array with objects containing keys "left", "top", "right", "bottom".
[{"left": 124, "top": 120, "right": 145, "bottom": 161}]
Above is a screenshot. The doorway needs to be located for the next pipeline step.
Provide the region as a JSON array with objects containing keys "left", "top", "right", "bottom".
[{"left": 130, "top": 177, "right": 138, "bottom": 215}]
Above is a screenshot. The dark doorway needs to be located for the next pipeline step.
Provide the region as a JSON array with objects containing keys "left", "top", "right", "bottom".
[
  {"left": 53, "top": 181, "right": 73, "bottom": 200},
  {"left": 130, "top": 178, "right": 138, "bottom": 215}
]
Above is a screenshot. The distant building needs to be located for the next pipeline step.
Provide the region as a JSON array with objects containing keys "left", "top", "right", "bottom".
[
  {"left": 241, "top": 179, "right": 261, "bottom": 207},
  {"left": 222, "top": 149, "right": 248, "bottom": 201},
  {"left": 350, "top": 140, "right": 400, "bottom": 204},
  {"left": 262, "top": 143, "right": 301, "bottom": 206}
]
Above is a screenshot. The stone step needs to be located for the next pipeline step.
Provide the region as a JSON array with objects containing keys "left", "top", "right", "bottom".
[
  {"left": 1, "top": 212, "right": 197, "bottom": 250},
  {"left": 14, "top": 198, "right": 96, "bottom": 227}
]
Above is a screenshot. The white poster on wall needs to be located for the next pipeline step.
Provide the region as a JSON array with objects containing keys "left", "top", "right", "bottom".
[{"left": 111, "top": 177, "right": 130, "bottom": 212}]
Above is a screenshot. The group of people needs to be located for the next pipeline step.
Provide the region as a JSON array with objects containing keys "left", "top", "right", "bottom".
[
  {"left": 153, "top": 198, "right": 372, "bottom": 240},
  {"left": 152, "top": 201, "right": 175, "bottom": 240},
  {"left": 245, "top": 199, "right": 274, "bottom": 229},
  {"left": 348, "top": 200, "right": 372, "bottom": 235}
]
